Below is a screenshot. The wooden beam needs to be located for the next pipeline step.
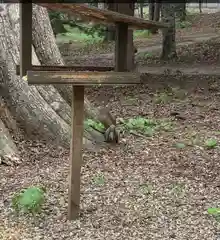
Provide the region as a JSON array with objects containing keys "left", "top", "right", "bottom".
[
  {"left": 16, "top": 65, "right": 114, "bottom": 75},
  {"left": 115, "top": 22, "right": 128, "bottom": 72},
  {"left": 37, "top": 3, "right": 169, "bottom": 30},
  {"left": 20, "top": 3, "right": 32, "bottom": 77},
  {"left": 68, "top": 85, "right": 84, "bottom": 220},
  {"left": 27, "top": 71, "right": 141, "bottom": 85}
]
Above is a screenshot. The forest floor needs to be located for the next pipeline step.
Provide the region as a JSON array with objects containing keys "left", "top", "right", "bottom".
[{"left": 1, "top": 11, "right": 220, "bottom": 240}]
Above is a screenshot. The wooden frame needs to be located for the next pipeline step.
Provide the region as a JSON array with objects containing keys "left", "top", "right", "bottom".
[
  {"left": 26, "top": 71, "right": 141, "bottom": 85},
  {"left": 18, "top": 2, "right": 166, "bottom": 220}
]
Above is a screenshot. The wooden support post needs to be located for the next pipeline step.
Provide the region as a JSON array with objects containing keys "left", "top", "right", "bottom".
[
  {"left": 20, "top": 3, "right": 32, "bottom": 77},
  {"left": 68, "top": 85, "right": 85, "bottom": 220},
  {"left": 115, "top": 22, "right": 128, "bottom": 72}
]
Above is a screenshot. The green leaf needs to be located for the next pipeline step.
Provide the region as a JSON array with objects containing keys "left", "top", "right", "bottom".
[
  {"left": 175, "top": 143, "right": 185, "bottom": 149},
  {"left": 207, "top": 207, "right": 220, "bottom": 215},
  {"left": 205, "top": 139, "right": 217, "bottom": 149}
]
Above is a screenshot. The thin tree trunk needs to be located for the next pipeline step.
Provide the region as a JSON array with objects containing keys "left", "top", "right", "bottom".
[
  {"left": 199, "top": 0, "right": 202, "bottom": 13},
  {"left": 175, "top": 2, "right": 186, "bottom": 21},
  {"left": 149, "top": 1, "right": 155, "bottom": 21},
  {"left": 151, "top": 1, "right": 161, "bottom": 34},
  {"left": 161, "top": 3, "right": 177, "bottom": 60},
  {"left": 154, "top": 2, "right": 161, "bottom": 21},
  {"left": 140, "top": 3, "right": 144, "bottom": 18}
]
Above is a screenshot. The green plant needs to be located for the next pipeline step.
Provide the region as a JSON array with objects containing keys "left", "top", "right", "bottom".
[
  {"left": 176, "top": 21, "right": 191, "bottom": 29},
  {"left": 124, "top": 117, "right": 157, "bottom": 136},
  {"left": 207, "top": 207, "right": 220, "bottom": 222},
  {"left": 12, "top": 186, "right": 46, "bottom": 214},
  {"left": 139, "top": 183, "right": 153, "bottom": 195},
  {"left": 121, "top": 117, "right": 173, "bottom": 137},
  {"left": 154, "top": 92, "right": 172, "bottom": 104},
  {"left": 84, "top": 118, "right": 105, "bottom": 133},
  {"left": 175, "top": 142, "right": 185, "bottom": 149},
  {"left": 170, "top": 183, "right": 185, "bottom": 197},
  {"left": 134, "top": 29, "right": 151, "bottom": 39},
  {"left": 92, "top": 173, "right": 105, "bottom": 186},
  {"left": 205, "top": 139, "right": 217, "bottom": 149}
]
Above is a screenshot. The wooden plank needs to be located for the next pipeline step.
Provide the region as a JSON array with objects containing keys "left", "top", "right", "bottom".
[
  {"left": 20, "top": 3, "right": 32, "bottom": 77},
  {"left": 27, "top": 71, "right": 141, "bottom": 85},
  {"left": 37, "top": 3, "right": 169, "bottom": 30},
  {"left": 68, "top": 85, "right": 84, "bottom": 220},
  {"left": 115, "top": 23, "right": 128, "bottom": 72},
  {"left": 16, "top": 65, "right": 114, "bottom": 75}
]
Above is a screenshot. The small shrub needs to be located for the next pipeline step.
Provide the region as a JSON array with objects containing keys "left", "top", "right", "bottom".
[
  {"left": 205, "top": 139, "right": 217, "bottom": 149},
  {"left": 92, "top": 173, "right": 105, "bottom": 186},
  {"left": 122, "top": 117, "right": 173, "bottom": 136},
  {"left": 207, "top": 207, "right": 220, "bottom": 222},
  {"left": 139, "top": 183, "right": 153, "bottom": 195},
  {"left": 84, "top": 118, "right": 105, "bottom": 133},
  {"left": 124, "top": 117, "right": 157, "bottom": 137},
  {"left": 12, "top": 186, "right": 46, "bottom": 214},
  {"left": 154, "top": 92, "right": 172, "bottom": 104},
  {"left": 175, "top": 142, "right": 185, "bottom": 149},
  {"left": 176, "top": 21, "right": 192, "bottom": 29}
]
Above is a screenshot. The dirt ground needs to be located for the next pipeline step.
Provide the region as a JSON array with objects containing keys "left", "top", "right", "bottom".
[{"left": 1, "top": 12, "right": 220, "bottom": 240}]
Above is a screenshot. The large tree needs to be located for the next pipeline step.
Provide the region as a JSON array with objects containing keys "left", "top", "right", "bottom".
[
  {"left": 0, "top": 3, "right": 116, "bottom": 165},
  {"left": 161, "top": 3, "right": 177, "bottom": 60},
  {"left": 175, "top": 2, "right": 186, "bottom": 22}
]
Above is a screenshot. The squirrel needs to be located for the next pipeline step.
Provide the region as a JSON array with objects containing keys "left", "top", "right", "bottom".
[{"left": 97, "top": 109, "right": 119, "bottom": 144}]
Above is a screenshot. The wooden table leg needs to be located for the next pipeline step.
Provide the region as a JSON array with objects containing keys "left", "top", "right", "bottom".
[
  {"left": 68, "top": 85, "right": 84, "bottom": 220},
  {"left": 115, "top": 22, "right": 128, "bottom": 72}
]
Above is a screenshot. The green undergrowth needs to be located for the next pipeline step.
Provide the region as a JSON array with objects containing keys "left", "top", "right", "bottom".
[
  {"left": 134, "top": 29, "right": 152, "bottom": 39},
  {"left": 207, "top": 207, "right": 220, "bottom": 223},
  {"left": 153, "top": 87, "right": 187, "bottom": 104},
  {"left": 84, "top": 118, "right": 105, "bottom": 133},
  {"left": 11, "top": 186, "right": 46, "bottom": 215},
  {"left": 120, "top": 116, "right": 174, "bottom": 137},
  {"left": 176, "top": 20, "right": 192, "bottom": 29}
]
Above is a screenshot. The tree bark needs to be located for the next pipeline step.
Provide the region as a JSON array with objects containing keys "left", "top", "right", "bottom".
[
  {"left": 161, "top": 3, "right": 177, "bottom": 60},
  {"left": 139, "top": 3, "right": 144, "bottom": 18},
  {"left": 105, "top": 2, "right": 116, "bottom": 41},
  {"left": 0, "top": 117, "right": 20, "bottom": 166},
  {"left": 175, "top": 2, "right": 186, "bottom": 21},
  {"left": 151, "top": 1, "right": 161, "bottom": 34},
  {"left": 0, "top": 4, "right": 101, "bottom": 155},
  {"left": 149, "top": 1, "right": 155, "bottom": 21},
  {"left": 199, "top": 0, "right": 202, "bottom": 13},
  {"left": 154, "top": 1, "right": 161, "bottom": 21},
  {"left": 29, "top": 4, "right": 115, "bottom": 130}
]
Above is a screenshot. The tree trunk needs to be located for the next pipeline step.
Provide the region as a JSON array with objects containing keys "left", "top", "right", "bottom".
[
  {"left": 17, "top": 4, "right": 115, "bottom": 131},
  {"left": 139, "top": 3, "right": 144, "bottom": 18},
  {"left": 105, "top": 2, "right": 116, "bottom": 41},
  {"left": 0, "top": 118, "right": 20, "bottom": 166},
  {"left": 149, "top": 1, "right": 155, "bottom": 21},
  {"left": 161, "top": 3, "right": 177, "bottom": 60},
  {"left": 154, "top": 2, "right": 161, "bottom": 21},
  {"left": 0, "top": 3, "right": 102, "bottom": 161},
  {"left": 151, "top": 1, "right": 161, "bottom": 34},
  {"left": 175, "top": 2, "right": 186, "bottom": 21},
  {"left": 199, "top": 0, "right": 202, "bottom": 13}
]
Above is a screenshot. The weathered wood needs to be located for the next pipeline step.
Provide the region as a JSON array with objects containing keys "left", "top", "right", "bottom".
[
  {"left": 37, "top": 3, "right": 169, "bottom": 30},
  {"left": 68, "top": 85, "right": 84, "bottom": 220},
  {"left": 115, "top": 23, "right": 128, "bottom": 72},
  {"left": 27, "top": 71, "right": 141, "bottom": 85},
  {"left": 16, "top": 65, "right": 114, "bottom": 75},
  {"left": 20, "top": 3, "right": 32, "bottom": 77}
]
